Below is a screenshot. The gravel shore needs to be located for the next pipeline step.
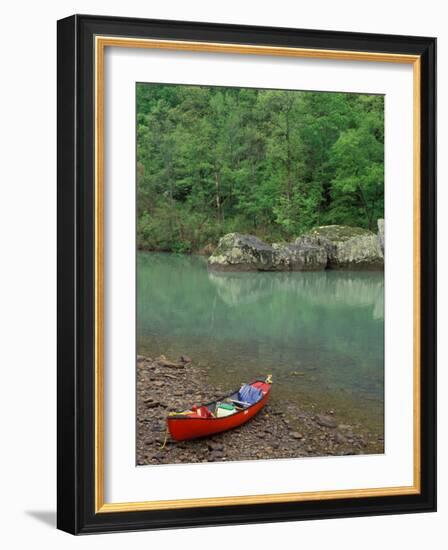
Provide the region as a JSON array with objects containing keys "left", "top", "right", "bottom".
[{"left": 136, "top": 355, "right": 384, "bottom": 465}]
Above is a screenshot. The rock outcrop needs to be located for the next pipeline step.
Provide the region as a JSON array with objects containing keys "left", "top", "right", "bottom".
[
  {"left": 272, "top": 238, "right": 327, "bottom": 271},
  {"left": 207, "top": 233, "right": 277, "bottom": 271},
  {"left": 303, "top": 225, "right": 384, "bottom": 270},
  {"left": 208, "top": 222, "right": 384, "bottom": 272},
  {"left": 377, "top": 219, "right": 384, "bottom": 255},
  {"left": 208, "top": 233, "right": 327, "bottom": 272}
]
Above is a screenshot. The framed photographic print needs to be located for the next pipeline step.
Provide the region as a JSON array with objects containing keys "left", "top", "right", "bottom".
[{"left": 57, "top": 14, "right": 436, "bottom": 534}]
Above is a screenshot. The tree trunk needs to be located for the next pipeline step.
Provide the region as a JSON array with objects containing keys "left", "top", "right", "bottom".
[
  {"left": 357, "top": 185, "right": 373, "bottom": 229},
  {"left": 285, "top": 107, "right": 292, "bottom": 201},
  {"left": 215, "top": 172, "right": 223, "bottom": 222}
]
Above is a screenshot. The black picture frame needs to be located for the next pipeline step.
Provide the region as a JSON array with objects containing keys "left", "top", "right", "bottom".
[{"left": 57, "top": 14, "right": 436, "bottom": 534}]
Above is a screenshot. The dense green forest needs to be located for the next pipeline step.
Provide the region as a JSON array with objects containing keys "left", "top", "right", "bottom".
[{"left": 136, "top": 84, "right": 384, "bottom": 253}]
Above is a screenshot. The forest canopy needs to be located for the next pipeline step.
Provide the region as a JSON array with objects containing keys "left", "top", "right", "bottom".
[{"left": 136, "top": 83, "right": 384, "bottom": 253}]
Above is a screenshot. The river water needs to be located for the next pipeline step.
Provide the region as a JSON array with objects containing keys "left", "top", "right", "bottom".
[{"left": 137, "top": 252, "right": 384, "bottom": 432}]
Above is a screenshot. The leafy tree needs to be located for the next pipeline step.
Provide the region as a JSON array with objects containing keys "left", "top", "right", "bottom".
[{"left": 136, "top": 84, "right": 384, "bottom": 252}]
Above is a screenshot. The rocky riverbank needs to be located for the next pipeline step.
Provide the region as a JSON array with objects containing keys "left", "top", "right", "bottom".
[
  {"left": 136, "top": 355, "right": 384, "bottom": 465},
  {"left": 207, "top": 221, "right": 384, "bottom": 272}
]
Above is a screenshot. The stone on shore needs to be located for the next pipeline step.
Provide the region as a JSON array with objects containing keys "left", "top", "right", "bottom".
[
  {"left": 315, "top": 414, "right": 338, "bottom": 428},
  {"left": 208, "top": 221, "right": 384, "bottom": 272},
  {"left": 377, "top": 218, "right": 385, "bottom": 255},
  {"left": 303, "top": 224, "right": 384, "bottom": 270},
  {"left": 156, "top": 355, "right": 184, "bottom": 369},
  {"left": 136, "top": 354, "right": 384, "bottom": 466},
  {"left": 272, "top": 238, "right": 327, "bottom": 271},
  {"left": 208, "top": 232, "right": 327, "bottom": 272},
  {"left": 208, "top": 233, "right": 276, "bottom": 271}
]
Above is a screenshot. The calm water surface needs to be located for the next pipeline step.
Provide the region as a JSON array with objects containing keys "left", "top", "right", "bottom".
[{"left": 137, "top": 252, "right": 384, "bottom": 431}]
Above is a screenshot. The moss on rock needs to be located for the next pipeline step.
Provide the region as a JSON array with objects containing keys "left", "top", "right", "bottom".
[
  {"left": 302, "top": 224, "right": 383, "bottom": 270},
  {"left": 208, "top": 222, "right": 384, "bottom": 272}
]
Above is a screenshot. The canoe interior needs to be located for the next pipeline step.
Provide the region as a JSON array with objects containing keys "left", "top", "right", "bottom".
[
  {"left": 166, "top": 378, "right": 272, "bottom": 441},
  {"left": 171, "top": 378, "right": 269, "bottom": 419}
]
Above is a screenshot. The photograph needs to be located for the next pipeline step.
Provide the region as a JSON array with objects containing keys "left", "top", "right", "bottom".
[{"left": 135, "top": 82, "right": 386, "bottom": 466}]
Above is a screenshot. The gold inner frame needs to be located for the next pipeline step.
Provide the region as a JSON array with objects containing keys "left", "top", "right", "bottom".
[{"left": 94, "top": 36, "right": 421, "bottom": 513}]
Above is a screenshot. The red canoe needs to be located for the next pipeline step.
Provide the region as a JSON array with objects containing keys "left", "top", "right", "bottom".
[{"left": 167, "top": 376, "right": 272, "bottom": 441}]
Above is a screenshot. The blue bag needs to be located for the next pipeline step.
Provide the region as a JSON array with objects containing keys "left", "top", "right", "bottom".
[{"left": 238, "top": 384, "right": 262, "bottom": 405}]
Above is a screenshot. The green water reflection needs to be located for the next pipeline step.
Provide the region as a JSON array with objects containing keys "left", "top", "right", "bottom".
[{"left": 137, "top": 252, "right": 384, "bottom": 430}]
